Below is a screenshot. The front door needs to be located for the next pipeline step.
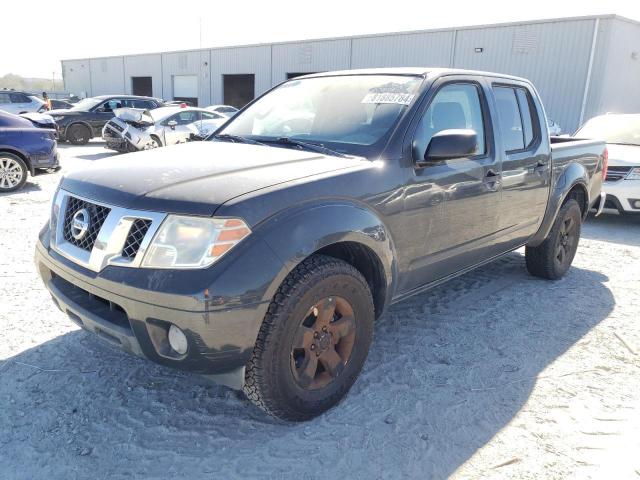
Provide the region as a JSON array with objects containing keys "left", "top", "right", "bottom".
[
  {"left": 400, "top": 78, "right": 503, "bottom": 291},
  {"left": 162, "top": 110, "right": 200, "bottom": 145},
  {"left": 90, "top": 99, "right": 124, "bottom": 134}
]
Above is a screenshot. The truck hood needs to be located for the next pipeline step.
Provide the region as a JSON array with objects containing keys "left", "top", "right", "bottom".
[
  {"left": 61, "top": 141, "right": 370, "bottom": 216},
  {"left": 607, "top": 144, "right": 640, "bottom": 167}
]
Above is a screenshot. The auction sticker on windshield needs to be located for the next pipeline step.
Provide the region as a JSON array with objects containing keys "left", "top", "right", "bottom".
[{"left": 361, "top": 92, "right": 416, "bottom": 105}]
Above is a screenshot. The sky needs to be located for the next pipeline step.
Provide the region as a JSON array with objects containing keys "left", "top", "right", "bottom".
[{"left": 1, "top": 0, "right": 640, "bottom": 79}]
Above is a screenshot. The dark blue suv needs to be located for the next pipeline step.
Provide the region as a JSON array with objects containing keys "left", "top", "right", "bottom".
[{"left": 0, "top": 110, "right": 59, "bottom": 192}]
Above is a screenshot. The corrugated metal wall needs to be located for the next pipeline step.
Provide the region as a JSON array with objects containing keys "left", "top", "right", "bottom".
[
  {"left": 589, "top": 17, "right": 640, "bottom": 119},
  {"left": 452, "top": 18, "right": 596, "bottom": 132},
  {"left": 89, "top": 57, "right": 125, "bottom": 95},
  {"left": 160, "top": 50, "right": 211, "bottom": 106},
  {"left": 351, "top": 30, "right": 454, "bottom": 68},
  {"left": 210, "top": 45, "right": 271, "bottom": 104},
  {"left": 61, "top": 60, "right": 91, "bottom": 98},
  {"left": 123, "top": 54, "right": 163, "bottom": 98},
  {"left": 61, "top": 15, "right": 640, "bottom": 132},
  {"left": 271, "top": 39, "right": 351, "bottom": 83}
]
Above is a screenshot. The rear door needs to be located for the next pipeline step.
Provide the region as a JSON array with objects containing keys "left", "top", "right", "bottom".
[
  {"left": 490, "top": 83, "right": 550, "bottom": 248},
  {"left": 400, "top": 76, "right": 503, "bottom": 290},
  {"left": 9, "top": 93, "right": 34, "bottom": 113}
]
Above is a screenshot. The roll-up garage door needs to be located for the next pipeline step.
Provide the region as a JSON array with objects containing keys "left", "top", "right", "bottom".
[{"left": 173, "top": 75, "right": 198, "bottom": 106}]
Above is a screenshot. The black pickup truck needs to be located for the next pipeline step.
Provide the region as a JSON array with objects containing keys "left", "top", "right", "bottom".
[{"left": 36, "top": 69, "right": 607, "bottom": 421}]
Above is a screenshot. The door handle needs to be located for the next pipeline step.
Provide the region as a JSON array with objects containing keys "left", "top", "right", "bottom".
[
  {"left": 532, "top": 160, "right": 549, "bottom": 174},
  {"left": 483, "top": 170, "right": 501, "bottom": 190}
]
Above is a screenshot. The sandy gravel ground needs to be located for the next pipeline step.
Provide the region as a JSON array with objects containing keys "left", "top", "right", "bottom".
[{"left": 1, "top": 141, "right": 639, "bottom": 479}]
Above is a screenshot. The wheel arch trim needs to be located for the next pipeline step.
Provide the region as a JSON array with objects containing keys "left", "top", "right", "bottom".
[
  {"left": 527, "top": 162, "right": 590, "bottom": 247},
  {"left": 257, "top": 201, "right": 398, "bottom": 317}
]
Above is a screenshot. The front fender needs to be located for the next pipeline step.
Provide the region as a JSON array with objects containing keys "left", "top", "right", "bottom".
[
  {"left": 527, "top": 162, "right": 589, "bottom": 247},
  {"left": 256, "top": 200, "right": 397, "bottom": 308}
]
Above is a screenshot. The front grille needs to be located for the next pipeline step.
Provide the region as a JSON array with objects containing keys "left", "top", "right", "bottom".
[
  {"left": 606, "top": 166, "right": 632, "bottom": 182},
  {"left": 62, "top": 197, "right": 111, "bottom": 251},
  {"left": 122, "top": 219, "right": 152, "bottom": 258}
]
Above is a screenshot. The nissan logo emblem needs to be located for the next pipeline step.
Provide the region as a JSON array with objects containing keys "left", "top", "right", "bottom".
[{"left": 71, "top": 208, "right": 91, "bottom": 240}]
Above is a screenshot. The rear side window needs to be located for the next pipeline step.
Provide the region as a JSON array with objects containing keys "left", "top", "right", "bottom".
[
  {"left": 414, "top": 83, "right": 486, "bottom": 159},
  {"left": 516, "top": 89, "right": 534, "bottom": 146},
  {"left": 493, "top": 86, "right": 537, "bottom": 152},
  {"left": 125, "top": 99, "right": 155, "bottom": 109},
  {"left": 0, "top": 93, "right": 10, "bottom": 104},
  {"left": 10, "top": 93, "right": 31, "bottom": 103}
]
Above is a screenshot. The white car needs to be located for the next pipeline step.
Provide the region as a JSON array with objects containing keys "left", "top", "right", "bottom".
[
  {"left": 102, "top": 106, "right": 227, "bottom": 152},
  {"left": 206, "top": 104, "right": 239, "bottom": 117},
  {"left": 575, "top": 113, "right": 640, "bottom": 215},
  {"left": 0, "top": 91, "right": 45, "bottom": 114}
]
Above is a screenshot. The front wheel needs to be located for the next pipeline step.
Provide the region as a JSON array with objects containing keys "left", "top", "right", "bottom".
[
  {"left": 244, "top": 255, "right": 374, "bottom": 421},
  {"left": 525, "top": 199, "right": 582, "bottom": 280}
]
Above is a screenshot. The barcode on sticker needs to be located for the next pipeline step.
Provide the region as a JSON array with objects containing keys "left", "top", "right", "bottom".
[{"left": 361, "top": 93, "right": 415, "bottom": 105}]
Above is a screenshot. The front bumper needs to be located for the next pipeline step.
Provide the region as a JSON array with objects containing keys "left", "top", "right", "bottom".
[
  {"left": 31, "top": 149, "right": 60, "bottom": 173},
  {"left": 602, "top": 179, "right": 640, "bottom": 214},
  {"left": 35, "top": 231, "right": 280, "bottom": 386}
]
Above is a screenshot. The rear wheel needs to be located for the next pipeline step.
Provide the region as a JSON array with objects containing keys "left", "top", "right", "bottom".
[
  {"left": 67, "top": 123, "right": 91, "bottom": 145},
  {"left": 244, "top": 255, "right": 374, "bottom": 421},
  {"left": 0, "top": 153, "right": 28, "bottom": 192},
  {"left": 525, "top": 199, "right": 582, "bottom": 279}
]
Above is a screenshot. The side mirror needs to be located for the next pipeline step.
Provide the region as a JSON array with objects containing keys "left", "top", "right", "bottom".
[
  {"left": 167, "top": 120, "right": 177, "bottom": 129},
  {"left": 420, "top": 129, "right": 478, "bottom": 165}
]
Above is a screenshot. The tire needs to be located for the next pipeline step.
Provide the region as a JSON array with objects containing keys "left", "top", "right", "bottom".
[
  {"left": 149, "top": 136, "right": 162, "bottom": 149},
  {"left": 67, "top": 123, "right": 91, "bottom": 145},
  {"left": 244, "top": 255, "right": 374, "bottom": 421},
  {"left": 525, "top": 199, "right": 582, "bottom": 280},
  {"left": 0, "top": 153, "right": 28, "bottom": 192}
]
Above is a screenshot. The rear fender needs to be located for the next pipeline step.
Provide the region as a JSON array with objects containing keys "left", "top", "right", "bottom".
[{"left": 527, "top": 162, "right": 589, "bottom": 247}]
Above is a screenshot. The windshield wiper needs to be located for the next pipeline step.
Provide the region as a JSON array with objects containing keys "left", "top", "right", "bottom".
[
  {"left": 265, "top": 137, "right": 349, "bottom": 158},
  {"left": 211, "top": 133, "right": 266, "bottom": 146}
]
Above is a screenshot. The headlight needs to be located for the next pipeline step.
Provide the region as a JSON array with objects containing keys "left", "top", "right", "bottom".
[
  {"left": 141, "top": 216, "right": 251, "bottom": 269},
  {"left": 626, "top": 167, "right": 640, "bottom": 180}
]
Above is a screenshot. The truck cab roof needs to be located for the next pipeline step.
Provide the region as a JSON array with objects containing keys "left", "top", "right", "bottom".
[{"left": 297, "top": 67, "right": 531, "bottom": 84}]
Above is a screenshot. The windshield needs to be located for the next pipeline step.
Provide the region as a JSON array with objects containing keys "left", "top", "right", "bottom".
[
  {"left": 71, "top": 98, "right": 102, "bottom": 111},
  {"left": 217, "top": 75, "right": 422, "bottom": 152},
  {"left": 575, "top": 115, "right": 640, "bottom": 146}
]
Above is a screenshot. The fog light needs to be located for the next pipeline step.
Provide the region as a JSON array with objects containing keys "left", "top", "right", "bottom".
[
  {"left": 168, "top": 325, "right": 188, "bottom": 355},
  {"left": 633, "top": 200, "right": 640, "bottom": 209}
]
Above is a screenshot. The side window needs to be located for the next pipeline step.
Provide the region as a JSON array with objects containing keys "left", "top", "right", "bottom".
[
  {"left": 10, "top": 93, "right": 30, "bottom": 103},
  {"left": 516, "top": 89, "right": 534, "bottom": 147},
  {"left": 101, "top": 100, "right": 123, "bottom": 112},
  {"left": 168, "top": 111, "right": 198, "bottom": 125},
  {"left": 493, "top": 86, "right": 537, "bottom": 152},
  {"left": 0, "top": 93, "right": 11, "bottom": 104},
  {"left": 414, "top": 83, "right": 486, "bottom": 160},
  {"left": 201, "top": 111, "right": 221, "bottom": 120}
]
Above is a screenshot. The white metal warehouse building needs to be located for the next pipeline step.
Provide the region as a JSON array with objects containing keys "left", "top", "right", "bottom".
[{"left": 61, "top": 14, "right": 640, "bottom": 132}]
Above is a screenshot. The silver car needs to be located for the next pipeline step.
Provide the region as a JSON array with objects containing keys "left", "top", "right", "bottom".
[
  {"left": 0, "top": 91, "right": 45, "bottom": 114},
  {"left": 102, "top": 106, "right": 227, "bottom": 152}
]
